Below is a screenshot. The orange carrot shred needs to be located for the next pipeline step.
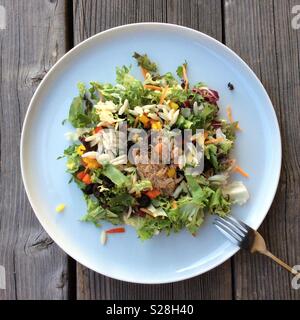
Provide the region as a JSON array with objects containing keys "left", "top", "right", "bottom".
[
  {"left": 204, "top": 131, "right": 209, "bottom": 140},
  {"left": 205, "top": 137, "right": 224, "bottom": 145},
  {"left": 182, "top": 64, "right": 189, "bottom": 91},
  {"left": 144, "top": 84, "right": 163, "bottom": 91},
  {"left": 133, "top": 116, "right": 139, "bottom": 128},
  {"left": 159, "top": 85, "right": 169, "bottom": 104},
  {"left": 105, "top": 227, "right": 125, "bottom": 234},
  {"left": 226, "top": 106, "right": 241, "bottom": 130},
  {"left": 234, "top": 165, "right": 249, "bottom": 178},
  {"left": 226, "top": 106, "right": 234, "bottom": 123},
  {"left": 141, "top": 67, "right": 148, "bottom": 79}
]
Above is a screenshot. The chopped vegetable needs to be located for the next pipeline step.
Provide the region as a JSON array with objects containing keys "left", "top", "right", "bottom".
[
  {"left": 167, "top": 167, "right": 176, "bottom": 178},
  {"left": 182, "top": 63, "right": 189, "bottom": 91},
  {"left": 76, "top": 171, "right": 86, "bottom": 180},
  {"left": 76, "top": 145, "right": 86, "bottom": 155},
  {"left": 82, "top": 173, "right": 92, "bottom": 185},
  {"left": 144, "top": 84, "right": 162, "bottom": 91},
  {"left": 56, "top": 203, "right": 66, "bottom": 213},
  {"left": 139, "top": 114, "right": 150, "bottom": 128},
  {"left": 100, "top": 230, "right": 107, "bottom": 245},
  {"left": 106, "top": 227, "right": 126, "bottom": 234},
  {"left": 145, "top": 189, "right": 161, "bottom": 199},
  {"left": 151, "top": 121, "right": 162, "bottom": 130},
  {"left": 141, "top": 67, "right": 148, "bottom": 79},
  {"left": 222, "top": 181, "right": 249, "bottom": 205},
  {"left": 205, "top": 137, "right": 225, "bottom": 145},
  {"left": 159, "top": 85, "right": 169, "bottom": 104},
  {"left": 169, "top": 101, "right": 179, "bottom": 110},
  {"left": 102, "top": 163, "right": 128, "bottom": 187},
  {"left": 234, "top": 165, "right": 249, "bottom": 178},
  {"left": 82, "top": 157, "right": 101, "bottom": 169}
]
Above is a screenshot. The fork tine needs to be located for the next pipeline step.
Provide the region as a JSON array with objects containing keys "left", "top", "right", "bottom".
[
  {"left": 225, "top": 215, "right": 251, "bottom": 232},
  {"left": 213, "top": 220, "right": 243, "bottom": 246},
  {"left": 213, "top": 223, "right": 241, "bottom": 246},
  {"left": 216, "top": 217, "right": 247, "bottom": 238}
]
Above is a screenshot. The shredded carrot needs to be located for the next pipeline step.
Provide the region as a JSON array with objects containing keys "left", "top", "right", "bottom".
[
  {"left": 159, "top": 85, "right": 169, "bottom": 104},
  {"left": 144, "top": 84, "right": 162, "bottom": 91},
  {"left": 205, "top": 137, "right": 224, "bottom": 145},
  {"left": 172, "top": 200, "right": 178, "bottom": 209},
  {"left": 234, "top": 165, "right": 249, "bottom": 178},
  {"left": 133, "top": 116, "right": 139, "bottom": 128},
  {"left": 204, "top": 131, "right": 209, "bottom": 140},
  {"left": 226, "top": 106, "right": 241, "bottom": 130},
  {"left": 226, "top": 106, "right": 234, "bottom": 123},
  {"left": 141, "top": 67, "right": 148, "bottom": 79},
  {"left": 105, "top": 227, "right": 125, "bottom": 234},
  {"left": 182, "top": 64, "right": 189, "bottom": 91}
]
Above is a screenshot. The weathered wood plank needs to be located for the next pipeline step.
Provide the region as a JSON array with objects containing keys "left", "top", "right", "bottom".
[
  {"left": 0, "top": 0, "right": 72, "bottom": 299},
  {"left": 225, "top": 0, "right": 300, "bottom": 299},
  {"left": 73, "top": 0, "right": 232, "bottom": 300}
]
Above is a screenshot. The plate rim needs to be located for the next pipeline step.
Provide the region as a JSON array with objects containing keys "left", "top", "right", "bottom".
[{"left": 20, "top": 22, "right": 282, "bottom": 284}]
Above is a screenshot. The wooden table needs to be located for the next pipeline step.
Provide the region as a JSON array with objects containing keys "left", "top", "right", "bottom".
[{"left": 0, "top": 0, "right": 299, "bottom": 300}]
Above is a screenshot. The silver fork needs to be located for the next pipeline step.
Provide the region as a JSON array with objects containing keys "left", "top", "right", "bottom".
[{"left": 214, "top": 216, "right": 299, "bottom": 275}]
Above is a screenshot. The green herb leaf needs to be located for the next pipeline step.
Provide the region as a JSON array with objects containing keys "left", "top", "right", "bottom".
[{"left": 133, "top": 52, "right": 158, "bottom": 73}]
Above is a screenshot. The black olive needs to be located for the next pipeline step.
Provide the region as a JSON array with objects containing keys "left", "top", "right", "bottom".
[
  {"left": 127, "top": 140, "right": 135, "bottom": 150},
  {"left": 204, "top": 159, "right": 213, "bottom": 172},
  {"left": 228, "top": 82, "right": 234, "bottom": 91},
  {"left": 138, "top": 194, "right": 151, "bottom": 208},
  {"left": 102, "top": 176, "right": 114, "bottom": 188},
  {"left": 83, "top": 183, "right": 94, "bottom": 195},
  {"left": 176, "top": 167, "right": 184, "bottom": 176},
  {"left": 92, "top": 184, "right": 102, "bottom": 199}
]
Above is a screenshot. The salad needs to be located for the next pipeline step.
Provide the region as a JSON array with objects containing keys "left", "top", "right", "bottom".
[{"left": 61, "top": 52, "right": 249, "bottom": 241}]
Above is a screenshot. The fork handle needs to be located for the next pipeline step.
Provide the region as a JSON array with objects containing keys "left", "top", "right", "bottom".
[{"left": 261, "top": 250, "right": 298, "bottom": 275}]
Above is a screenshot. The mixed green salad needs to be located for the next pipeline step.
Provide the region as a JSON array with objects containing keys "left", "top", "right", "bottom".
[{"left": 61, "top": 53, "right": 249, "bottom": 241}]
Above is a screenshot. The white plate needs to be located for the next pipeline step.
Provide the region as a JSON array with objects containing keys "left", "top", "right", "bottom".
[{"left": 21, "top": 23, "right": 281, "bottom": 284}]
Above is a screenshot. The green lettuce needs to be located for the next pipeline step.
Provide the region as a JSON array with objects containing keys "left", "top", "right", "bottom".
[
  {"left": 81, "top": 196, "right": 122, "bottom": 226},
  {"left": 102, "top": 163, "right": 128, "bottom": 187}
]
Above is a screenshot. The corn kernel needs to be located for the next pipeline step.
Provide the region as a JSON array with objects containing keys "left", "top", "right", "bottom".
[
  {"left": 76, "top": 144, "right": 86, "bottom": 156},
  {"left": 56, "top": 204, "right": 65, "bottom": 213},
  {"left": 169, "top": 102, "right": 179, "bottom": 110},
  {"left": 151, "top": 121, "right": 162, "bottom": 130}
]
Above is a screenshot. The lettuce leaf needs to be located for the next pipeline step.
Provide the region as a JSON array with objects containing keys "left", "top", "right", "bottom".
[
  {"left": 102, "top": 163, "right": 128, "bottom": 187},
  {"left": 81, "top": 196, "right": 122, "bottom": 226},
  {"left": 133, "top": 52, "right": 158, "bottom": 73}
]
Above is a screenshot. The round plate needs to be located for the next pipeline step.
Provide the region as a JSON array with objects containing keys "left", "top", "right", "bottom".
[{"left": 21, "top": 23, "right": 281, "bottom": 284}]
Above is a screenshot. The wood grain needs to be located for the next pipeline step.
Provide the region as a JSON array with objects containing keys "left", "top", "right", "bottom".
[
  {"left": 224, "top": 0, "right": 300, "bottom": 299},
  {"left": 73, "top": 0, "right": 232, "bottom": 300},
  {"left": 0, "top": 0, "right": 72, "bottom": 299}
]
